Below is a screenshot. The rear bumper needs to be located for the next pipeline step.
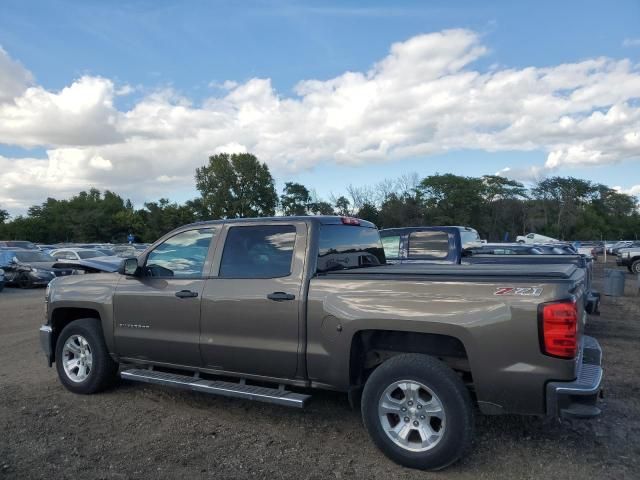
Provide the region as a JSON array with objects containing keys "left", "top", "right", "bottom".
[
  {"left": 546, "top": 336, "right": 603, "bottom": 418},
  {"left": 39, "top": 325, "right": 54, "bottom": 366}
]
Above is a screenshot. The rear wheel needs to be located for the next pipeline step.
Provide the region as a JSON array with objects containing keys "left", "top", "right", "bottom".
[
  {"left": 55, "top": 318, "right": 118, "bottom": 394},
  {"left": 361, "top": 354, "right": 474, "bottom": 470}
]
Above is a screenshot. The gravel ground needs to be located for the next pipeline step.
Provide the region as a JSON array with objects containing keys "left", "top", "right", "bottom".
[{"left": 1, "top": 259, "right": 639, "bottom": 479}]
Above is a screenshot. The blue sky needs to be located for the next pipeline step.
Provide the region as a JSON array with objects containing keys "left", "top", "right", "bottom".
[{"left": 0, "top": 0, "right": 639, "bottom": 212}]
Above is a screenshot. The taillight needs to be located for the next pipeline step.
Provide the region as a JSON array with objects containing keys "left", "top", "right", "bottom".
[
  {"left": 539, "top": 300, "right": 578, "bottom": 359},
  {"left": 340, "top": 216, "right": 360, "bottom": 225}
]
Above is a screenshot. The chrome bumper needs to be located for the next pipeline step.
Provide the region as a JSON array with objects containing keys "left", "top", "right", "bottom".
[{"left": 546, "top": 335, "right": 603, "bottom": 418}]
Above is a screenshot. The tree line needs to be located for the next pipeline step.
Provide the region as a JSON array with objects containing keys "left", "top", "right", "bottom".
[{"left": 0, "top": 153, "right": 638, "bottom": 243}]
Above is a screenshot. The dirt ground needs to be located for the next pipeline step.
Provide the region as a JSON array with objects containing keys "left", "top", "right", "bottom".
[{"left": 1, "top": 259, "right": 638, "bottom": 479}]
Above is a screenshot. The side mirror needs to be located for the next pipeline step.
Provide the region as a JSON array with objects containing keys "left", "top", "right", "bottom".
[{"left": 119, "top": 257, "right": 140, "bottom": 276}]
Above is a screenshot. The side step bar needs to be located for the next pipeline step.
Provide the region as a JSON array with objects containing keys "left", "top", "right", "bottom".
[{"left": 120, "top": 368, "right": 311, "bottom": 408}]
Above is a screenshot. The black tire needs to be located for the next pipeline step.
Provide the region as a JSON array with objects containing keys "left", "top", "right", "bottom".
[
  {"left": 628, "top": 266, "right": 634, "bottom": 273},
  {"left": 55, "top": 318, "right": 118, "bottom": 394},
  {"left": 17, "top": 273, "right": 32, "bottom": 289},
  {"left": 361, "top": 354, "right": 474, "bottom": 470},
  {"left": 632, "top": 260, "right": 640, "bottom": 274}
]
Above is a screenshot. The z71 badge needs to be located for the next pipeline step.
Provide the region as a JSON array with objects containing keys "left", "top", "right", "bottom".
[{"left": 494, "top": 287, "right": 543, "bottom": 297}]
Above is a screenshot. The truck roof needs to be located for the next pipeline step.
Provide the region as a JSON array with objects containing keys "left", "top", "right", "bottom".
[{"left": 182, "top": 215, "right": 377, "bottom": 229}]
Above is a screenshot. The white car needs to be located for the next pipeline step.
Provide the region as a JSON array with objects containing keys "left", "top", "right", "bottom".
[
  {"left": 516, "top": 233, "right": 560, "bottom": 244},
  {"left": 50, "top": 248, "right": 107, "bottom": 261}
]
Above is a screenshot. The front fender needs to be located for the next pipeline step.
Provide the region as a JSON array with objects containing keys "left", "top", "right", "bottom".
[{"left": 47, "top": 273, "right": 120, "bottom": 352}]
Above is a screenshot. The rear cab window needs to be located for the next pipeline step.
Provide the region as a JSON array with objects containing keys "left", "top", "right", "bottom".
[
  {"left": 408, "top": 231, "right": 450, "bottom": 259},
  {"left": 381, "top": 235, "right": 401, "bottom": 260},
  {"left": 317, "top": 225, "right": 385, "bottom": 273}
]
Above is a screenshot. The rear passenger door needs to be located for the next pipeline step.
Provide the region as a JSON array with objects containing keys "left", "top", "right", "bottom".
[{"left": 200, "top": 222, "right": 306, "bottom": 379}]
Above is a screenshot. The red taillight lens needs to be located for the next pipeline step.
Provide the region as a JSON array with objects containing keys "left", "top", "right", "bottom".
[
  {"left": 540, "top": 300, "right": 578, "bottom": 359},
  {"left": 340, "top": 216, "right": 360, "bottom": 225}
]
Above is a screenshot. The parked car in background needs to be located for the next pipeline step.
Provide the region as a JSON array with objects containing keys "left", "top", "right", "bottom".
[
  {"left": 613, "top": 241, "right": 638, "bottom": 256},
  {"left": 50, "top": 248, "right": 108, "bottom": 261},
  {"left": 515, "top": 233, "right": 559, "bottom": 244},
  {"left": 37, "top": 244, "right": 59, "bottom": 253},
  {"left": 50, "top": 248, "right": 123, "bottom": 273},
  {"left": 0, "top": 240, "right": 40, "bottom": 250},
  {"left": 617, "top": 245, "right": 640, "bottom": 273},
  {"left": 111, "top": 244, "right": 148, "bottom": 257},
  {"left": 0, "top": 249, "right": 74, "bottom": 288},
  {"left": 380, "top": 226, "right": 482, "bottom": 264},
  {"left": 0, "top": 268, "right": 5, "bottom": 291},
  {"left": 607, "top": 241, "right": 634, "bottom": 255}
]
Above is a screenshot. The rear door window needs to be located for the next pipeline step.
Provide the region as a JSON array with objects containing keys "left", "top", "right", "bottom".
[
  {"left": 408, "top": 231, "right": 449, "bottom": 259},
  {"left": 317, "top": 225, "right": 385, "bottom": 273},
  {"left": 219, "top": 225, "right": 296, "bottom": 278}
]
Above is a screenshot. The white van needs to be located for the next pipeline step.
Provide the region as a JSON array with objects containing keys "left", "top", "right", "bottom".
[{"left": 516, "top": 233, "right": 559, "bottom": 244}]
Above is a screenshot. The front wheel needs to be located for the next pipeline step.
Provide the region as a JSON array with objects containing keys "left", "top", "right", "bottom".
[
  {"left": 361, "top": 354, "right": 474, "bottom": 470},
  {"left": 631, "top": 260, "right": 640, "bottom": 274},
  {"left": 55, "top": 318, "right": 118, "bottom": 394}
]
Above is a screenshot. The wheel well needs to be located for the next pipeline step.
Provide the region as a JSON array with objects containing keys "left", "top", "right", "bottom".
[
  {"left": 349, "top": 330, "right": 472, "bottom": 388},
  {"left": 50, "top": 308, "right": 101, "bottom": 361}
]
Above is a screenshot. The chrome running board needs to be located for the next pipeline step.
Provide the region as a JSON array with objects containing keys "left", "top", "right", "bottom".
[{"left": 120, "top": 368, "right": 311, "bottom": 408}]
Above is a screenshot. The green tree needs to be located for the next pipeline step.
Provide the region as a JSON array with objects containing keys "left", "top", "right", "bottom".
[
  {"left": 531, "top": 177, "right": 596, "bottom": 239},
  {"left": 417, "top": 174, "right": 485, "bottom": 227},
  {"left": 481, "top": 175, "right": 528, "bottom": 240},
  {"left": 195, "top": 153, "right": 277, "bottom": 218},
  {"left": 0, "top": 208, "right": 9, "bottom": 224},
  {"left": 135, "top": 198, "right": 197, "bottom": 242},
  {"left": 280, "top": 182, "right": 311, "bottom": 216},
  {"left": 334, "top": 196, "right": 351, "bottom": 216},
  {"left": 377, "top": 193, "right": 424, "bottom": 228},
  {"left": 356, "top": 203, "right": 380, "bottom": 225},
  {"left": 308, "top": 201, "right": 334, "bottom": 215}
]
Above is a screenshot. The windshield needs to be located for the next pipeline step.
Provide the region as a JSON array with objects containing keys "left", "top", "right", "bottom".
[
  {"left": 78, "top": 250, "right": 102, "bottom": 259},
  {"left": 14, "top": 251, "right": 55, "bottom": 262}
]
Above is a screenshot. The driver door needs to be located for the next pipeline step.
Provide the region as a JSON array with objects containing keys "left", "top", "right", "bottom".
[{"left": 113, "top": 227, "right": 217, "bottom": 366}]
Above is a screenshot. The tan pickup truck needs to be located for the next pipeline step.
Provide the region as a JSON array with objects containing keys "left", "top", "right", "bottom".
[{"left": 39, "top": 216, "right": 603, "bottom": 470}]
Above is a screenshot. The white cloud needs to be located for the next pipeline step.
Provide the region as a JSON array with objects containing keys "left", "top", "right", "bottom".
[
  {"left": 0, "top": 75, "right": 121, "bottom": 147},
  {"left": 1, "top": 28, "right": 640, "bottom": 212},
  {"left": 623, "top": 38, "right": 640, "bottom": 47},
  {"left": 0, "top": 46, "right": 33, "bottom": 103},
  {"left": 614, "top": 184, "right": 640, "bottom": 197}
]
